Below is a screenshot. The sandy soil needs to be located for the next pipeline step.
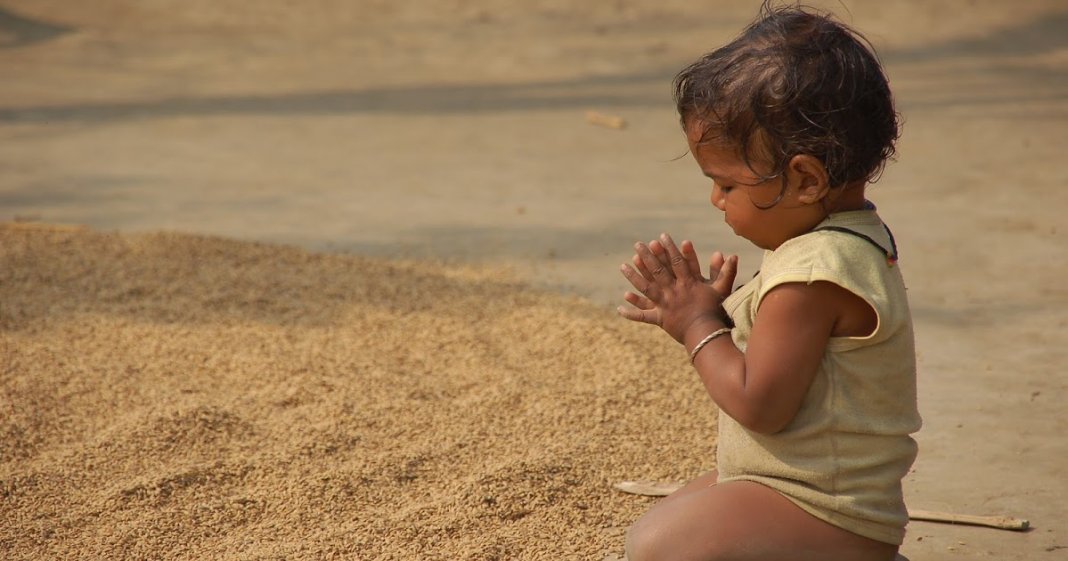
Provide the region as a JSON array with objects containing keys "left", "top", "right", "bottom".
[{"left": 2, "top": 1, "right": 1067, "bottom": 559}]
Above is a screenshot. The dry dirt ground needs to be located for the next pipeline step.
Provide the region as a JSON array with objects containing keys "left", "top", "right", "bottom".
[{"left": 2, "top": 1, "right": 1067, "bottom": 559}]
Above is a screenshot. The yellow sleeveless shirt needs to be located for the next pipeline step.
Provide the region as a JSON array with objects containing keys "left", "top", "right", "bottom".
[{"left": 718, "top": 208, "right": 922, "bottom": 545}]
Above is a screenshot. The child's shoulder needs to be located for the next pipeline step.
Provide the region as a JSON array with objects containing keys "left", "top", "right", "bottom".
[
  {"left": 774, "top": 210, "right": 895, "bottom": 265},
  {"left": 761, "top": 209, "right": 900, "bottom": 293}
]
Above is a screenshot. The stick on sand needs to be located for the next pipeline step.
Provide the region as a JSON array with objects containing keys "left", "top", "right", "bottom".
[
  {"left": 584, "top": 110, "right": 627, "bottom": 130},
  {"left": 613, "top": 481, "right": 1030, "bottom": 532},
  {"left": 906, "top": 509, "right": 1029, "bottom": 531}
]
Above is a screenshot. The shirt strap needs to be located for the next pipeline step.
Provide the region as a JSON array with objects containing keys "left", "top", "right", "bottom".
[{"left": 812, "top": 224, "right": 899, "bottom": 266}]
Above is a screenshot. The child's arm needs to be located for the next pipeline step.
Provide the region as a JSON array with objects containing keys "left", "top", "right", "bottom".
[
  {"left": 619, "top": 234, "right": 873, "bottom": 434},
  {"left": 685, "top": 281, "right": 850, "bottom": 434}
]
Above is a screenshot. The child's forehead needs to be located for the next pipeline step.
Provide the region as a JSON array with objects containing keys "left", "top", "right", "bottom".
[{"left": 690, "top": 141, "right": 758, "bottom": 180}]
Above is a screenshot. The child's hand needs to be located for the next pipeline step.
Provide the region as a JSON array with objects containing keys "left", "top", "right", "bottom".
[{"left": 618, "top": 233, "right": 737, "bottom": 343}]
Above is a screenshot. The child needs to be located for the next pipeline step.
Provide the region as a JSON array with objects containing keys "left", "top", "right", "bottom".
[{"left": 617, "top": 5, "right": 921, "bottom": 561}]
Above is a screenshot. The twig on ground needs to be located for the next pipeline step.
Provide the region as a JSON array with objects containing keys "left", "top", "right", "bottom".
[{"left": 613, "top": 481, "right": 1030, "bottom": 532}]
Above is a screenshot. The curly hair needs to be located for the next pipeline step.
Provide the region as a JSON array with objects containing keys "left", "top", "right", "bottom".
[{"left": 673, "top": 3, "right": 899, "bottom": 189}]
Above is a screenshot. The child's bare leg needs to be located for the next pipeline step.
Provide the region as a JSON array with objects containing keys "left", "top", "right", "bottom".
[{"left": 625, "top": 473, "right": 899, "bottom": 561}]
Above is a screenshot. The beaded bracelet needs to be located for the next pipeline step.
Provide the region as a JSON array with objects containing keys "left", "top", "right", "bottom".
[{"left": 689, "top": 327, "right": 733, "bottom": 365}]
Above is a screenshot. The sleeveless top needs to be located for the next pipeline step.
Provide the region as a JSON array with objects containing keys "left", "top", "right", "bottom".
[{"left": 717, "top": 207, "right": 922, "bottom": 545}]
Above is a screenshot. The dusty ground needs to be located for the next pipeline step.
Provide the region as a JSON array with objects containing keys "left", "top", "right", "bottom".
[{"left": 2, "top": 1, "right": 1067, "bottom": 559}]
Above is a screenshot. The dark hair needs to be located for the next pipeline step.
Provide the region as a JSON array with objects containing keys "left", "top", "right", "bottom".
[{"left": 673, "top": 3, "right": 899, "bottom": 189}]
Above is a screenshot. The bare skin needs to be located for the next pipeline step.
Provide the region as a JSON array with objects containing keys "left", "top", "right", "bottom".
[
  {"left": 625, "top": 470, "right": 900, "bottom": 561},
  {"left": 616, "top": 120, "right": 901, "bottom": 561}
]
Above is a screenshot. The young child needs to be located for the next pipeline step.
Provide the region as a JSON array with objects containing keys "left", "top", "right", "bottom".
[{"left": 617, "top": 5, "right": 921, "bottom": 561}]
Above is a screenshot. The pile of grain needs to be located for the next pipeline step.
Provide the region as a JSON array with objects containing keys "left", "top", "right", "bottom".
[{"left": 0, "top": 224, "right": 717, "bottom": 560}]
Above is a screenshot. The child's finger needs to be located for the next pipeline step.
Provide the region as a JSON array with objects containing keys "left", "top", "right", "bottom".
[
  {"left": 680, "top": 240, "right": 703, "bottom": 279},
  {"left": 648, "top": 240, "right": 674, "bottom": 277},
  {"left": 657, "top": 233, "right": 691, "bottom": 280},
  {"left": 707, "top": 251, "right": 725, "bottom": 281},
  {"left": 635, "top": 242, "right": 674, "bottom": 283},
  {"left": 627, "top": 245, "right": 662, "bottom": 282},
  {"left": 616, "top": 304, "right": 660, "bottom": 325},
  {"left": 620, "top": 262, "right": 660, "bottom": 299},
  {"left": 623, "top": 290, "right": 655, "bottom": 310},
  {"left": 711, "top": 254, "right": 739, "bottom": 294},
  {"left": 632, "top": 253, "right": 655, "bottom": 282}
]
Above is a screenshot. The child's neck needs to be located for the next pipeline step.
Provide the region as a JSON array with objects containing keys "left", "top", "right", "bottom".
[{"left": 822, "top": 182, "right": 869, "bottom": 215}]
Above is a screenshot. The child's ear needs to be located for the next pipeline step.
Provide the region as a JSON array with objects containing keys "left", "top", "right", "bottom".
[{"left": 788, "top": 155, "right": 830, "bottom": 204}]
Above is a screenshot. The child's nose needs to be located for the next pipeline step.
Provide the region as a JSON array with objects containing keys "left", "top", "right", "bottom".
[{"left": 710, "top": 183, "right": 727, "bottom": 211}]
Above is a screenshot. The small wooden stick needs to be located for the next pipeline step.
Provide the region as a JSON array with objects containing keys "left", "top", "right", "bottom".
[
  {"left": 907, "top": 508, "right": 1030, "bottom": 531},
  {"left": 585, "top": 110, "right": 627, "bottom": 130},
  {"left": 613, "top": 481, "right": 1030, "bottom": 532},
  {"left": 613, "top": 480, "right": 683, "bottom": 496}
]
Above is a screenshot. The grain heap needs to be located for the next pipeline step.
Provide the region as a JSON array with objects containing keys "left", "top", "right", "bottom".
[{"left": 1, "top": 224, "right": 718, "bottom": 560}]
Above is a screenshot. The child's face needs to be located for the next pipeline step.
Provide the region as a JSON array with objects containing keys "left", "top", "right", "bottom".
[{"left": 685, "top": 120, "right": 819, "bottom": 250}]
